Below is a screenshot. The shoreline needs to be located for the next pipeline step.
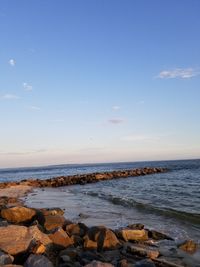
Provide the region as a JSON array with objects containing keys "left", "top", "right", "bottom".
[{"left": 0, "top": 168, "right": 199, "bottom": 266}]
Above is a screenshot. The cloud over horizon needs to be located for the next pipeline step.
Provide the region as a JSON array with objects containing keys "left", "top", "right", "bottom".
[{"left": 157, "top": 68, "right": 199, "bottom": 79}]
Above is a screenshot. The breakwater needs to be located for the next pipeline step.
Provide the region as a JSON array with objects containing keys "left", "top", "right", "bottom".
[{"left": 0, "top": 167, "right": 166, "bottom": 189}]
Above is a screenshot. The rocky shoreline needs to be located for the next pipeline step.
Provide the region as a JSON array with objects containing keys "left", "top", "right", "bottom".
[
  {"left": 0, "top": 168, "right": 199, "bottom": 267},
  {"left": 0, "top": 167, "right": 166, "bottom": 189}
]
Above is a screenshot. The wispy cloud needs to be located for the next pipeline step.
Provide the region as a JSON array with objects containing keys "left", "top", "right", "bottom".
[
  {"left": 121, "top": 134, "right": 159, "bottom": 142},
  {"left": 23, "top": 82, "right": 33, "bottom": 91},
  {"left": 1, "top": 94, "right": 20, "bottom": 100},
  {"left": 157, "top": 68, "right": 200, "bottom": 79},
  {"left": 0, "top": 149, "right": 47, "bottom": 156},
  {"left": 112, "top": 105, "right": 120, "bottom": 111},
  {"left": 28, "top": 105, "right": 41, "bottom": 111},
  {"left": 108, "top": 118, "right": 125, "bottom": 124},
  {"left": 8, "top": 59, "right": 16, "bottom": 66}
]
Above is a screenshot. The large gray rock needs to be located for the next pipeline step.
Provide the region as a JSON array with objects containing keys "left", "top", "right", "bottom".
[
  {"left": 24, "top": 254, "right": 54, "bottom": 267},
  {"left": 0, "top": 250, "right": 14, "bottom": 265},
  {"left": 1, "top": 206, "right": 36, "bottom": 223}
]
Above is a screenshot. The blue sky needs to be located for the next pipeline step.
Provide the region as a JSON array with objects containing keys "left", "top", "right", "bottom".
[{"left": 0, "top": 0, "right": 200, "bottom": 168}]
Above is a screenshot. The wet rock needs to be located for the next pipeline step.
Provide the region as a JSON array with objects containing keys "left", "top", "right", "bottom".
[
  {"left": 178, "top": 239, "right": 198, "bottom": 253},
  {"left": 118, "top": 229, "right": 148, "bottom": 242},
  {"left": 135, "top": 259, "right": 156, "bottom": 267},
  {"left": 44, "top": 214, "right": 66, "bottom": 231},
  {"left": 1, "top": 206, "right": 36, "bottom": 223},
  {"left": 84, "top": 261, "right": 114, "bottom": 267},
  {"left": 84, "top": 226, "right": 120, "bottom": 250},
  {"left": 127, "top": 244, "right": 159, "bottom": 259},
  {"left": 49, "top": 227, "right": 73, "bottom": 248},
  {"left": 24, "top": 254, "right": 54, "bottom": 267},
  {"left": 0, "top": 250, "right": 14, "bottom": 265},
  {"left": 148, "top": 230, "right": 173, "bottom": 241}
]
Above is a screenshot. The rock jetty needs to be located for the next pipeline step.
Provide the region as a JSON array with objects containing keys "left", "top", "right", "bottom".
[{"left": 0, "top": 167, "right": 166, "bottom": 189}]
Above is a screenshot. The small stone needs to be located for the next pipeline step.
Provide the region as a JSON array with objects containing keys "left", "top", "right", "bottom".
[
  {"left": 24, "top": 254, "right": 54, "bottom": 267},
  {"left": 1, "top": 206, "right": 36, "bottom": 223}
]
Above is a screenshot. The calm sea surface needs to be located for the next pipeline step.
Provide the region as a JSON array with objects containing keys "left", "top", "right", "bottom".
[{"left": 0, "top": 159, "right": 200, "bottom": 242}]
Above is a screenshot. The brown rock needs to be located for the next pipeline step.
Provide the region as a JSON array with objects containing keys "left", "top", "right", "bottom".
[
  {"left": 127, "top": 244, "right": 159, "bottom": 259},
  {"left": 84, "top": 226, "right": 120, "bottom": 250},
  {"left": 66, "top": 222, "right": 88, "bottom": 237},
  {"left": 39, "top": 207, "right": 64, "bottom": 216},
  {"left": 0, "top": 225, "right": 52, "bottom": 255},
  {"left": 84, "top": 260, "right": 114, "bottom": 267},
  {"left": 44, "top": 214, "right": 66, "bottom": 231},
  {"left": 28, "top": 225, "right": 52, "bottom": 246},
  {"left": 1, "top": 206, "right": 36, "bottom": 223},
  {"left": 178, "top": 240, "right": 198, "bottom": 253},
  {"left": 0, "top": 225, "right": 31, "bottom": 255},
  {"left": 49, "top": 228, "right": 73, "bottom": 248},
  {"left": 119, "top": 229, "right": 148, "bottom": 241}
]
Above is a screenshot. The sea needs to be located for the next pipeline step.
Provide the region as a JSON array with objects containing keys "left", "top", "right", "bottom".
[{"left": 0, "top": 159, "right": 199, "bottom": 243}]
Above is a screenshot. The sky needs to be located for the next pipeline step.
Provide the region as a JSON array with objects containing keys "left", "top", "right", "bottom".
[{"left": 0, "top": 0, "right": 200, "bottom": 168}]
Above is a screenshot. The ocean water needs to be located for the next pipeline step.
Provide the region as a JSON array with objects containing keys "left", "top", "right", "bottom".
[{"left": 0, "top": 159, "right": 200, "bottom": 242}]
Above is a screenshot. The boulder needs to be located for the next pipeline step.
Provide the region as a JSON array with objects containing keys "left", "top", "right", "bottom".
[
  {"left": 0, "top": 225, "right": 52, "bottom": 255},
  {"left": 1, "top": 206, "right": 36, "bottom": 223},
  {"left": 24, "top": 254, "right": 54, "bottom": 267},
  {"left": 127, "top": 223, "right": 144, "bottom": 230},
  {"left": 49, "top": 228, "right": 73, "bottom": 248},
  {"left": 178, "top": 240, "right": 198, "bottom": 253},
  {"left": 84, "top": 226, "right": 120, "bottom": 250},
  {"left": 127, "top": 244, "right": 159, "bottom": 259},
  {"left": 28, "top": 225, "right": 52, "bottom": 246},
  {"left": 0, "top": 250, "right": 14, "bottom": 265},
  {"left": 118, "top": 229, "right": 148, "bottom": 241},
  {"left": 44, "top": 214, "right": 66, "bottom": 231},
  {"left": 84, "top": 261, "right": 114, "bottom": 267},
  {"left": 0, "top": 225, "right": 31, "bottom": 255}
]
